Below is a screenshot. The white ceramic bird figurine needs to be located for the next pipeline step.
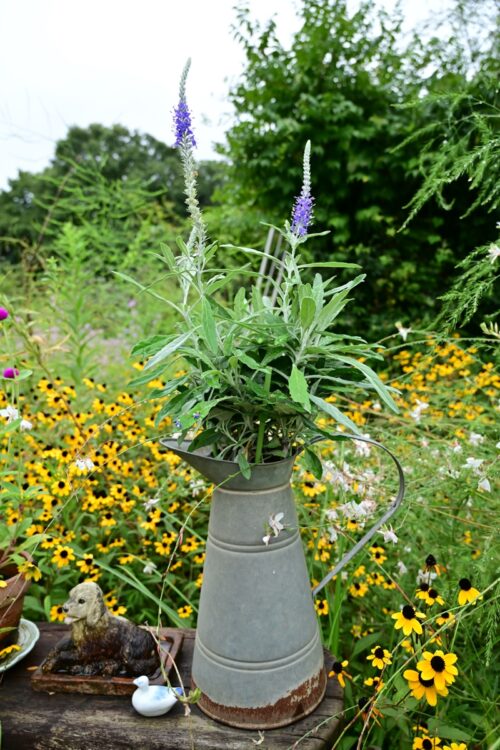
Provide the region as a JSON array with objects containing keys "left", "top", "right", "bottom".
[{"left": 132, "top": 675, "right": 181, "bottom": 717}]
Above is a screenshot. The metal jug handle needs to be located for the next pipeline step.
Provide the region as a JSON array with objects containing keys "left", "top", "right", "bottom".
[{"left": 307, "top": 433, "right": 405, "bottom": 596}]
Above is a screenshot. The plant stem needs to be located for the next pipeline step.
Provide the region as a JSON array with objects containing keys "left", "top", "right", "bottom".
[{"left": 254, "top": 369, "right": 272, "bottom": 464}]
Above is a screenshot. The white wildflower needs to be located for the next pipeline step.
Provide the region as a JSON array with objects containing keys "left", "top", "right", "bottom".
[
  {"left": 143, "top": 497, "right": 160, "bottom": 511},
  {"left": 325, "top": 508, "right": 338, "bottom": 522},
  {"left": 20, "top": 418, "right": 33, "bottom": 431},
  {"left": 451, "top": 440, "right": 462, "bottom": 453},
  {"left": 354, "top": 434, "right": 371, "bottom": 457},
  {"left": 409, "top": 399, "right": 429, "bottom": 422},
  {"left": 327, "top": 526, "right": 338, "bottom": 544},
  {"left": 487, "top": 243, "right": 500, "bottom": 263},
  {"left": 462, "top": 457, "right": 484, "bottom": 474},
  {"left": 262, "top": 535, "right": 271, "bottom": 546},
  {"left": 420, "top": 438, "right": 429, "bottom": 448},
  {"left": 396, "top": 560, "right": 408, "bottom": 576},
  {"left": 378, "top": 525, "right": 398, "bottom": 545},
  {"left": 0, "top": 405, "right": 19, "bottom": 422},
  {"left": 268, "top": 512, "right": 285, "bottom": 537},
  {"left": 143, "top": 561, "right": 157, "bottom": 575},
  {"left": 416, "top": 568, "right": 437, "bottom": 585},
  {"left": 477, "top": 477, "right": 491, "bottom": 493},
  {"left": 395, "top": 321, "right": 412, "bottom": 341},
  {"left": 75, "top": 457, "right": 94, "bottom": 472},
  {"left": 372, "top": 401, "right": 382, "bottom": 412},
  {"left": 468, "top": 432, "right": 484, "bottom": 447}
]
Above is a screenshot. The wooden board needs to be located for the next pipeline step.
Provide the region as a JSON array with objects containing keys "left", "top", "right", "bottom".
[
  {"left": 30, "top": 628, "right": 183, "bottom": 695},
  {"left": 0, "top": 624, "right": 343, "bottom": 750}
]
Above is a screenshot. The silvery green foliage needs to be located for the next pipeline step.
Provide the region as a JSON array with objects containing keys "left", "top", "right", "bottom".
[{"left": 132, "top": 63, "right": 398, "bottom": 465}]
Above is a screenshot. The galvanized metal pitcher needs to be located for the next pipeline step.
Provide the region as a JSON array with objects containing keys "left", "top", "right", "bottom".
[{"left": 162, "top": 435, "right": 404, "bottom": 729}]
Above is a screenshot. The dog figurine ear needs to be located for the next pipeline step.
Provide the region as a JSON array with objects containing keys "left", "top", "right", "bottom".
[{"left": 87, "top": 588, "right": 107, "bottom": 628}]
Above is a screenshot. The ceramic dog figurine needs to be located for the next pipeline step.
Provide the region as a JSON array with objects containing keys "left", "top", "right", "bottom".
[{"left": 42, "top": 582, "right": 159, "bottom": 677}]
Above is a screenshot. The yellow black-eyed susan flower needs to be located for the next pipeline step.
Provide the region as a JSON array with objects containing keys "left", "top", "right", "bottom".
[
  {"left": 413, "top": 736, "right": 442, "bottom": 750},
  {"left": 314, "top": 598, "right": 329, "bottom": 616},
  {"left": 349, "top": 581, "right": 369, "bottom": 598},
  {"left": 458, "top": 577, "right": 481, "bottom": 605},
  {"left": 364, "top": 675, "right": 384, "bottom": 692},
  {"left": 424, "top": 554, "right": 445, "bottom": 576},
  {"left": 392, "top": 604, "right": 426, "bottom": 636},
  {"left": 443, "top": 743, "right": 468, "bottom": 750},
  {"left": 369, "top": 545, "right": 387, "bottom": 564},
  {"left": 50, "top": 604, "right": 66, "bottom": 622},
  {"left": 18, "top": 560, "right": 42, "bottom": 581},
  {"left": 420, "top": 587, "right": 445, "bottom": 607},
  {"left": 76, "top": 554, "right": 95, "bottom": 574},
  {"left": 417, "top": 650, "right": 458, "bottom": 690},
  {"left": 436, "top": 610, "right": 455, "bottom": 627},
  {"left": 403, "top": 669, "right": 448, "bottom": 706},
  {"left": 51, "top": 545, "right": 75, "bottom": 568},
  {"left": 367, "top": 645, "right": 392, "bottom": 670},
  {"left": 108, "top": 602, "right": 127, "bottom": 616},
  {"left": 328, "top": 660, "right": 351, "bottom": 687},
  {"left": 178, "top": 605, "right": 193, "bottom": 619}
]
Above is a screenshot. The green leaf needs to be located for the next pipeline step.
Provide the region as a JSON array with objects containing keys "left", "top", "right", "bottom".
[
  {"left": 309, "top": 395, "right": 361, "bottom": 435},
  {"left": 334, "top": 355, "right": 399, "bottom": 413},
  {"left": 302, "top": 447, "right": 323, "bottom": 479},
  {"left": 144, "top": 331, "right": 191, "bottom": 371},
  {"left": 237, "top": 352, "right": 266, "bottom": 370},
  {"left": 426, "top": 720, "right": 472, "bottom": 742},
  {"left": 300, "top": 296, "right": 316, "bottom": 329},
  {"left": 289, "top": 365, "right": 311, "bottom": 411},
  {"left": 188, "top": 428, "right": 221, "bottom": 452},
  {"left": 131, "top": 334, "right": 171, "bottom": 359},
  {"left": 237, "top": 452, "right": 251, "bottom": 479},
  {"left": 351, "top": 630, "right": 382, "bottom": 658},
  {"left": 201, "top": 298, "right": 218, "bottom": 354},
  {"left": 298, "top": 262, "right": 361, "bottom": 269}
]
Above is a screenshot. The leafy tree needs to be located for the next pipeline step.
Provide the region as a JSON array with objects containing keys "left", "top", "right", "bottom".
[
  {"left": 0, "top": 124, "right": 225, "bottom": 267},
  {"left": 218, "top": 0, "right": 498, "bottom": 332}
]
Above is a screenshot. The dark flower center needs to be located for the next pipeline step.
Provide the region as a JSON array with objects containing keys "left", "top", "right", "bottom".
[
  {"left": 58, "top": 481, "right": 65, "bottom": 489},
  {"left": 60, "top": 550, "right": 68, "bottom": 558},
  {"left": 428, "top": 588, "right": 438, "bottom": 598},
  {"left": 332, "top": 661, "right": 343, "bottom": 674},
  {"left": 430, "top": 655, "right": 445, "bottom": 672},
  {"left": 354, "top": 582, "right": 360, "bottom": 590},
  {"left": 419, "top": 583, "right": 430, "bottom": 592},
  {"left": 423, "top": 740, "right": 433, "bottom": 750},
  {"left": 459, "top": 577, "right": 472, "bottom": 591},
  {"left": 418, "top": 674, "right": 435, "bottom": 687},
  {"left": 374, "top": 647, "right": 384, "bottom": 659},
  {"left": 402, "top": 605, "right": 415, "bottom": 619},
  {"left": 425, "top": 554, "right": 437, "bottom": 567},
  {"left": 440, "top": 611, "right": 450, "bottom": 619}
]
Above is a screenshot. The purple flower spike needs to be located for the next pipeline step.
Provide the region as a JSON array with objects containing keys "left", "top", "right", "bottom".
[
  {"left": 0, "top": 307, "right": 9, "bottom": 321},
  {"left": 291, "top": 140, "right": 314, "bottom": 237},
  {"left": 3, "top": 367, "right": 19, "bottom": 379},
  {"left": 291, "top": 193, "right": 314, "bottom": 237},
  {"left": 174, "top": 99, "right": 196, "bottom": 148}
]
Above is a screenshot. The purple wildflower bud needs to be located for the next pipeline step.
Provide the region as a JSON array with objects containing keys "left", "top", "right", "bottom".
[
  {"left": 173, "top": 99, "right": 196, "bottom": 148},
  {"left": 193, "top": 412, "right": 200, "bottom": 420},
  {"left": 0, "top": 307, "right": 9, "bottom": 321},
  {"left": 3, "top": 367, "right": 19, "bottom": 379},
  {"left": 174, "top": 419, "right": 182, "bottom": 429}
]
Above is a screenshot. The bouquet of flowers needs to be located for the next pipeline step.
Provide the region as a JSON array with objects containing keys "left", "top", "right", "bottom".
[{"left": 130, "top": 60, "right": 398, "bottom": 476}]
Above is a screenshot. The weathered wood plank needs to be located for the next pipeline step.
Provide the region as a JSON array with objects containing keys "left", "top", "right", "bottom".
[{"left": 0, "top": 625, "right": 343, "bottom": 750}]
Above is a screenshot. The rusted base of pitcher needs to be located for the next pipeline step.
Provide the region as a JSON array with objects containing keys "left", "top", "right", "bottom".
[{"left": 192, "top": 666, "right": 327, "bottom": 729}]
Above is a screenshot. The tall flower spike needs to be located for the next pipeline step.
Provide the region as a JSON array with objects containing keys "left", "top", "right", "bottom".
[
  {"left": 173, "top": 59, "right": 206, "bottom": 253},
  {"left": 173, "top": 58, "right": 196, "bottom": 148},
  {"left": 291, "top": 140, "right": 314, "bottom": 237}
]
